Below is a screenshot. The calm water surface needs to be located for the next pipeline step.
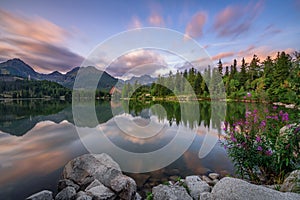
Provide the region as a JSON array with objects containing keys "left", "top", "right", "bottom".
[{"left": 0, "top": 100, "right": 297, "bottom": 199}]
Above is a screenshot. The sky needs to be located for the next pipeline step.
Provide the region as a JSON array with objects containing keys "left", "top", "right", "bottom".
[{"left": 0, "top": 0, "right": 299, "bottom": 78}]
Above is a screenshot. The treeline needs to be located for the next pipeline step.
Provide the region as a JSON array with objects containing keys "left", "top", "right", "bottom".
[
  {"left": 0, "top": 79, "right": 72, "bottom": 99},
  {"left": 121, "top": 51, "right": 300, "bottom": 105}
]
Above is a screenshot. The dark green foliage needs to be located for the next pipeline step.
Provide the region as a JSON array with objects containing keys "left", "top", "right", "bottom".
[{"left": 0, "top": 79, "right": 72, "bottom": 99}]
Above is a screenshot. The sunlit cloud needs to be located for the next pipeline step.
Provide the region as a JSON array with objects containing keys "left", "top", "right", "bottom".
[
  {"left": 107, "top": 49, "right": 167, "bottom": 78},
  {"left": 128, "top": 16, "right": 143, "bottom": 29},
  {"left": 148, "top": 12, "right": 165, "bottom": 27},
  {"left": 213, "top": 1, "right": 264, "bottom": 38},
  {"left": 260, "top": 24, "right": 282, "bottom": 38},
  {"left": 0, "top": 8, "right": 83, "bottom": 73},
  {"left": 185, "top": 11, "right": 207, "bottom": 39},
  {"left": 211, "top": 52, "right": 235, "bottom": 61},
  {"left": 237, "top": 45, "right": 295, "bottom": 64}
]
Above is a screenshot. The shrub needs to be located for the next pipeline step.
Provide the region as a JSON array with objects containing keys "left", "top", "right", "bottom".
[{"left": 222, "top": 107, "right": 300, "bottom": 184}]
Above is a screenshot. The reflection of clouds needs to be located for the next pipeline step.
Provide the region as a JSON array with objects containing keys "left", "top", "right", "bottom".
[
  {"left": 0, "top": 121, "right": 80, "bottom": 186},
  {"left": 96, "top": 114, "right": 171, "bottom": 145}
]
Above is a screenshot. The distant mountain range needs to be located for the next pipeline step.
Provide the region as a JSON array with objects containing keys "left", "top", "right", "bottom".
[
  {"left": 125, "top": 74, "right": 157, "bottom": 85},
  {"left": 0, "top": 58, "right": 158, "bottom": 91},
  {"left": 0, "top": 58, "right": 117, "bottom": 92}
]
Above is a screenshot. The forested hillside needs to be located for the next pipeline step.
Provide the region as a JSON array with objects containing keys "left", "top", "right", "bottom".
[{"left": 121, "top": 51, "right": 300, "bottom": 105}]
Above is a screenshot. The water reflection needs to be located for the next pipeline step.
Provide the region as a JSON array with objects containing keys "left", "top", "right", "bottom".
[{"left": 0, "top": 100, "right": 296, "bottom": 199}]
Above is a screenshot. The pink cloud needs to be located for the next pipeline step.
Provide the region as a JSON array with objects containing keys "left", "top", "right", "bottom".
[
  {"left": 107, "top": 49, "right": 167, "bottom": 77},
  {"left": 128, "top": 16, "right": 143, "bottom": 29},
  {"left": 237, "top": 45, "right": 295, "bottom": 64},
  {"left": 185, "top": 11, "right": 207, "bottom": 39},
  {"left": 0, "top": 9, "right": 83, "bottom": 73},
  {"left": 211, "top": 52, "right": 235, "bottom": 61},
  {"left": 0, "top": 9, "right": 67, "bottom": 44},
  {"left": 148, "top": 12, "right": 165, "bottom": 27},
  {"left": 213, "top": 1, "right": 264, "bottom": 37}
]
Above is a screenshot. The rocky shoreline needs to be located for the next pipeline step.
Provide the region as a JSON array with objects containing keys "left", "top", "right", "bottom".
[{"left": 26, "top": 153, "right": 300, "bottom": 200}]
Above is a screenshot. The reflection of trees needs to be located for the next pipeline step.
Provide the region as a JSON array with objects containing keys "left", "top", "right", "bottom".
[
  {"left": 126, "top": 100, "right": 213, "bottom": 129},
  {"left": 0, "top": 100, "right": 114, "bottom": 136},
  {"left": 125, "top": 100, "right": 285, "bottom": 132}
]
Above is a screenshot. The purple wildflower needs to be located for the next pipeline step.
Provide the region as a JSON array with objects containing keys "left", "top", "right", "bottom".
[
  {"left": 265, "top": 150, "right": 273, "bottom": 156},
  {"left": 260, "top": 120, "right": 266, "bottom": 127},
  {"left": 279, "top": 110, "right": 283, "bottom": 116},
  {"left": 273, "top": 106, "right": 277, "bottom": 110},
  {"left": 257, "top": 146, "right": 263, "bottom": 151},
  {"left": 247, "top": 92, "right": 252, "bottom": 97},
  {"left": 282, "top": 113, "right": 289, "bottom": 122},
  {"left": 256, "top": 136, "right": 261, "bottom": 142},
  {"left": 231, "top": 136, "right": 237, "bottom": 143}
]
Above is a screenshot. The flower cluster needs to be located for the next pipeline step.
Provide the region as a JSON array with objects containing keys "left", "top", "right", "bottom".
[{"left": 221, "top": 107, "right": 299, "bottom": 184}]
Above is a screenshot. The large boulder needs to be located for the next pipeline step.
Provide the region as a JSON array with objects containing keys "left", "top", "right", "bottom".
[
  {"left": 62, "top": 153, "right": 136, "bottom": 200},
  {"left": 280, "top": 170, "right": 300, "bottom": 193},
  {"left": 152, "top": 184, "right": 192, "bottom": 200},
  {"left": 85, "top": 184, "right": 116, "bottom": 200},
  {"left": 55, "top": 186, "right": 76, "bottom": 200},
  {"left": 26, "top": 190, "right": 53, "bottom": 200},
  {"left": 211, "top": 177, "right": 300, "bottom": 200},
  {"left": 185, "top": 175, "right": 211, "bottom": 200}
]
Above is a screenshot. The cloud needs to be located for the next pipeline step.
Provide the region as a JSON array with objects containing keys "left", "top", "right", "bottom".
[
  {"left": 185, "top": 11, "right": 207, "bottom": 39},
  {"left": 0, "top": 8, "right": 83, "bottom": 73},
  {"left": 128, "top": 16, "right": 143, "bottom": 29},
  {"left": 107, "top": 49, "right": 167, "bottom": 78},
  {"left": 213, "top": 1, "right": 264, "bottom": 37},
  {"left": 260, "top": 24, "right": 282, "bottom": 38},
  {"left": 148, "top": 12, "right": 165, "bottom": 27},
  {"left": 211, "top": 52, "right": 235, "bottom": 61},
  {"left": 237, "top": 45, "right": 295, "bottom": 63}
]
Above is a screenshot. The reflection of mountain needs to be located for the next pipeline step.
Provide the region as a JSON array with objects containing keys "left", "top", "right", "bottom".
[{"left": 0, "top": 100, "right": 115, "bottom": 136}]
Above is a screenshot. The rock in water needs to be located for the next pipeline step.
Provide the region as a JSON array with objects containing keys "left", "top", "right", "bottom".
[
  {"left": 152, "top": 184, "right": 192, "bottom": 200},
  {"left": 86, "top": 184, "right": 116, "bottom": 200},
  {"left": 58, "top": 179, "right": 80, "bottom": 192},
  {"left": 26, "top": 190, "right": 53, "bottom": 200},
  {"left": 211, "top": 177, "right": 300, "bottom": 200},
  {"left": 208, "top": 173, "right": 220, "bottom": 180},
  {"left": 62, "top": 153, "right": 137, "bottom": 200},
  {"left": 55, "top": 186, "right": 76, "bottom": 200},
  {"left": 185, "top": 175, "right": 211, "bottom": 200},
  {"left": 280, "top": 170, "right": 300, "bottom": 193},
  {"left": 76, "top": 191, "right": 92, "bottom": 200}
]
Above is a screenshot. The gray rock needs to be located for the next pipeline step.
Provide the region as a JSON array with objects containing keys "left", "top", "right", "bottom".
[
  {"left": 26, "top": 190, "right": 53, "bottom": 200},
  {"left": 185, "top": 176, "right": 211, "bottom": 200},
  {"left": 208, "top": 173, "right": 220, "bottom": 180},
  {"left": 110, "top": 174, "right": 136, "bottom": 200},
  {"left": 76, "top": 191, "right": 92, "bottom": 200},
  {"left": 63, "top": 153, "right": 122, "bottom": 186},
  {"left": 85, "top": 179, "right": 102, "bottom": 191},
  {"left": 280, "top": 170, "right": 300, "bottom": 193},
  {"left": 152, "top": 184, "right": 192, "bottom": 200},
  {"left": 202, "top": 175, "right": 213, "bottom": 186},
  {"left": 134, "top": 193, "right": 142, "bottom": 200},
  {"left": 63, "top": 154, "right": 136, "bottom": 199},
  {"left": 199, "top": 192, "right": 212, "bottom": 200},
  {"left": 58, "top": 179, "right": 80, "bottom": 192},
  {"left": 55, "top": 186, "right": 76, "bottom": 200},
  {"left": 211, "top": 177, "right": 300, "bottom": 200},
  {"left": 86, "top": 184, "right": 116, "bottom": 200}
]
